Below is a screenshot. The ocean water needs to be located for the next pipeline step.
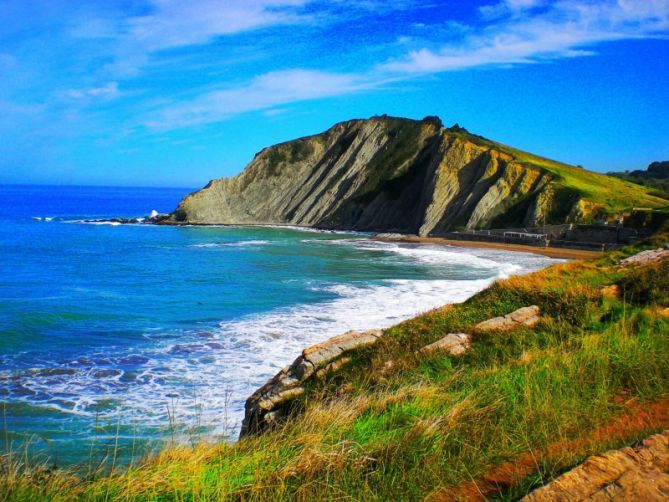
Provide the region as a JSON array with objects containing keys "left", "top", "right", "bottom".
[{"left": 0, "top": 185, "right": 560, "bottom": 465}]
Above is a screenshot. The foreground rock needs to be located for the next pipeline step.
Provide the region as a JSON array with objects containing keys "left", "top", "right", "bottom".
[
  {"left": 474, "top": 305, "right": 541, "bottom": 333},
  {"left": 522, "top": 431, "right": 669, "bottom": 501},
  {"left": 415, "top": 306, "right": 540, "bottom": 357},
  {"left": 417, "top": 333, "right": 471, "bottom": 356},
  {"left": 240, "top": 329, "right": 382, "bottom": 437},
  {"left": 618, "top": 245, "right": 669, "bottom": 268},
  {"left": 82, "top": 211, "right": 171, "bottom": 225},
  {"left": 242, "top": 306, "right": 542, "bottom": 438}
]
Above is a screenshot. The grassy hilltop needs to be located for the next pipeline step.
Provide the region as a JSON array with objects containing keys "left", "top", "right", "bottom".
[
  {"left": 3, "top": 229, "right": 668, "bottom": 501},
  {"left": 452, "top": 127, "right": 668, "bottom": 222}
]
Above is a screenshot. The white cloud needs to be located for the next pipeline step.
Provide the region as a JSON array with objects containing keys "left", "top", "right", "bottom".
[
  {"left": 69, "top": 0, "right": 420, "bottom": 77},
  {"left": 142, "top": 0, "right": 669, "bottom": 130},
  {"left": 385, "top": 0, "right": 669, "bottom": 73},
  {"left": 64, "top": 0, "right": 314, "bottom": 77},
  {"left": 126, "top": 0, "right": 310, "bottom": 52},
  {"left": 67, "top": 82, "right": 120, "bottom": 100},
  {"left": 145, "top": 69, "right": 371, "bottom": 128}
]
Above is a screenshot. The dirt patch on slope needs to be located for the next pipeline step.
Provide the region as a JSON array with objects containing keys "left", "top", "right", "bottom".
[{"left": 429, "top": 398, "right": 669, "bottom": 501}]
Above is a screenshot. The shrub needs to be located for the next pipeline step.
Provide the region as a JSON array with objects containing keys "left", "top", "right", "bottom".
[{"left": 615, "top": 260, "right": 669, "bottom": 305}]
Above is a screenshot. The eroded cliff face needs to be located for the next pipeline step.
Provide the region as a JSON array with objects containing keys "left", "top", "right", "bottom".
[{"left": 170, "top": 116, "right": 576, "bottom": 234}]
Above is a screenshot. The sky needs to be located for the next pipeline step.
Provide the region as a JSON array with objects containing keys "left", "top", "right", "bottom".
[{"left": 0, "top": 0, "right": 668, "bottom": 188}]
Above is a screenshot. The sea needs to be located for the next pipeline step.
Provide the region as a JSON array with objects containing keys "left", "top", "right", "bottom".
[{"left": 0, "top": 184, "right": 560, "bottom": 466}]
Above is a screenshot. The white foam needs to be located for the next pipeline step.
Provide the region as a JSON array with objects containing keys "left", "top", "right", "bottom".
[
  {"left": 189, "top": 240, "right": 270, "bottom": 249},
  {"left": 77, "top": 220, "right": 122, "bottom": 226},
  {"left": 309, "top": 239, "right": 537, "bottom": 276},
  {"left": 258, "top": 224, "right": 369, "bottom": 236}
]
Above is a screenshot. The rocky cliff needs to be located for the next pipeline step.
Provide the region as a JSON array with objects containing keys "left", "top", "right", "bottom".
[{"left": 169, "top": 115, "right": 662, "bottom": 233}]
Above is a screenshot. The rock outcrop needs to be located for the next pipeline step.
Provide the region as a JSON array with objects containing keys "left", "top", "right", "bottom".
[
  {"left": 240, "top": 329, "right": 382, "bottom": 437},
  {"left": 474, "top": 305, "right": 541, "bottom": 333},
  {"left": 522, "top": 430, "right": 669, "bottom": 501},
  {"left": 241, "top": 306, "right": 544, "bottom": 438},
  {"left": 618, "top": 245, "right": 669, "bottom": 268},
  {"left": 168, "top": 116, "right": 597, "bottom": 233},
  {"left": 417, "top": 333, "right": 471, "bottom": 356},
  {"left": 415, "top": 306, "right": 540, "bottom": 357}
]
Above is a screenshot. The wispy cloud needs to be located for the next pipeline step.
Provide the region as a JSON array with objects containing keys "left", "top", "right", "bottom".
[
  {"left": 67, "top": 82, "right": 120, "bottom": 101},
  {"left": 143, "top": 0, "right": 669, "bottom": 130},
  {"left": 145, "top": 69, "right": 372, "bottom": 129},
  {"left": 125, "top": 0, "right": 310, "bottom": 52},
  {"left": 2, "top": 0, "right": 668, "bottom": 141},
  {"left": 65, "top": 0, "right": 314, "bottom": 77},
  {"left": 384, "top": 0, "right": 669, "bottom": 73}
]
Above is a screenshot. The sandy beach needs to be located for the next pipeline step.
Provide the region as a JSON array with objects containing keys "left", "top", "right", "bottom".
[{"left": 375, "top": 235, "right": 604, "bottom": 260}]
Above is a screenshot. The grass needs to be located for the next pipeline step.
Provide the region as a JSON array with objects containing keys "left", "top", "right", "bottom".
[
  {"left": 494, "top": 142, "right": 669, "bottom": 215},
  {"left": 2, "top": 233, "right": 669, "bottom": 501},
  {"left": 448, "top": 129, "right": 669, "bottom": 217}
]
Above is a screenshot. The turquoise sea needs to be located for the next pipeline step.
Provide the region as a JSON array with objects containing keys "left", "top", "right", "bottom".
[{"left": 0, "top": 185, "right": 560, "bottom": 465}]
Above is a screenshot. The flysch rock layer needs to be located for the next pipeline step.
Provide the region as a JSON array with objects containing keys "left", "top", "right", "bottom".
[
  {"left": 169, "top": 116, "right": 572, "bottom": 233},
  {"left": 417, "top": 333, "right": 471, "bottom": 356},
  {"left": 474, "top": 305, "right": 541, "bottom": 333},
  {"left": 617, "top": 245, "right": 669, "bottom": 268},
  {"left": 240, "top": 329, "right": 382, "bottom": 437},
  {"left": 242, "top": 307, "right": 543, "bottom": 437},
  {"left": 522, "top": 430, "right": 669, "bottom": 501}
]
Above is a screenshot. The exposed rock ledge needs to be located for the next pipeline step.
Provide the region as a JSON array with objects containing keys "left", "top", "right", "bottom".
[
  {"left": 474, "top": 305, "right": 541, "bottom": 333},
  {"left": 240, "top": 305, "right": 541, "bottom": 438},
  {"left": 617, "top": 244, "right": 669, "bottom": 268},
  {"left": 240, "top": 329, "right": 383, "bottom": 437},
  {"left": 522, "top": 430, "right": 669, "bottom": 501}
]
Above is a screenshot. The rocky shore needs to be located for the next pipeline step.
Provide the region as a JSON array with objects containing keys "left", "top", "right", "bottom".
[{"left": 241, "top": 305, "right": 542, "bottom": 437}]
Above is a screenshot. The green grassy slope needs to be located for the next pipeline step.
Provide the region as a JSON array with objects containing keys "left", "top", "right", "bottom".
[
  {"left": 508, "top": 148, "right": 669, "bottom": 213},
  {"left": 451, "top": 129, "right": 669, "bottom": 216},
  {"left": 3, "top": 231, "right": 669, "bottom": 501}
]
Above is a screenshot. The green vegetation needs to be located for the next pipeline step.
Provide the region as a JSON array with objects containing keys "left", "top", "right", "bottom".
[
  {"left": 457, "top": 132, "right": 669, "bottom": 217},
  {"left": 2, "top": 230, "right": 669, "bottom": 501},
  {"left": 501, "top": 145, "right": 667, "bottom": 213},
  {"left": 263, "top": 140, "right": 316, "bottom": 177},
  {"left": 608, "top": 161, "right": 669, "bottom": 200}
]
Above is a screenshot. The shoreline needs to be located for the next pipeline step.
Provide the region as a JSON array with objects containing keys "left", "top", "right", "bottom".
[
  {"left": 78, "top": 217, "right": 605, "bottom": 260},
  {"left": 375, "top": 235, "right": 604, "bottom": 260},
  {"left": 160, "top": 222, "right": 606, "bottom": 259}
]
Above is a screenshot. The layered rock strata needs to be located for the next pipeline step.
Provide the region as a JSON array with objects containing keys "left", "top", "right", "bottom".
[
  {"left": 522, "top": 431, "right": 669, "bottom": 501},
  {"left": 240, "top": 329, "right": 382, "bottom": 437},
  {"left": 170, "top": 116, "right": 570, "bottom": 233},
  {"left": 241, "top": 306, "right": 542, "bottom": 437}
]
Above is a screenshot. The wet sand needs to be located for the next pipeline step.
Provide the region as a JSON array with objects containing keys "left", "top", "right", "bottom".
[{"left": 375, "top": 235, "right": 604, "bottom": 260}]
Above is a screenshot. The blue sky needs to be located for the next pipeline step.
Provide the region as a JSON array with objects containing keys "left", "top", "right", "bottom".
[{"left": 1, "top": 0, "right": 668, "bottom": 188}]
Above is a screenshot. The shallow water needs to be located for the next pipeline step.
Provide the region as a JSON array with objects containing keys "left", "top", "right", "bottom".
[{"left": 0, "top": 185, "right": 561, "bottom": 465}]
